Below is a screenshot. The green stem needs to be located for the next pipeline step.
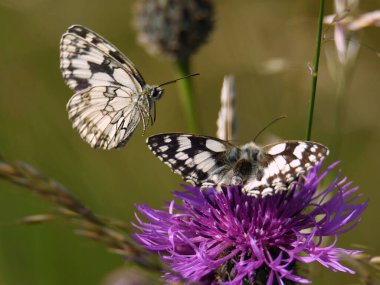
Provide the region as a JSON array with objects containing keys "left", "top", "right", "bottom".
[
  {"left": 306, "top": 0, "right": 325, "bottom": 141},
  {"left": 176, "top": 57, "right": 199, "bottom": 133}
]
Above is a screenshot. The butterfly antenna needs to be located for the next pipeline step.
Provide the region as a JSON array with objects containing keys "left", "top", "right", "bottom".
[
  {"left": 253, "top": 115, "right": 287, "bottom": 142},
  {"left": 158, "top": 73, "right": 200, "bottom": 87}
]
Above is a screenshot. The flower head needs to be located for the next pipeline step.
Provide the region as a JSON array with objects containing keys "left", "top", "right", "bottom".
[
  {"left": 134, "top": 0, "right": 214, "bottom": 61},
  {"left": 134, "top": 162, "right": 367, "bottom": 285}
]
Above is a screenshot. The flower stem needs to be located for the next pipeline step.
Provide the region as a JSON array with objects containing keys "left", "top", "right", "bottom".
[
  {"left": 176, "top": 57, "right": 200, "bottom": 133},
  {"left": 306, "top": 0, "right": 325, "bottom": 141}
]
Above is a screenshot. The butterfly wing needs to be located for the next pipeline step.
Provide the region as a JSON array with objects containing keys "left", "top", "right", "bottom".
[
  {"left": 60, "top": 24, "right": 145, "bottom": 93},
  {"left": 146, "top": 133, "right": 235, "bottom": 187},
  {"left": 67, "top": 85, "right": 145, "bottom": 149},
  {"left": 60, "top": 25, "right": 152, "bottom": 149},
  {"left": 243, "top": 141, "right": 329, "bottom": 197}
]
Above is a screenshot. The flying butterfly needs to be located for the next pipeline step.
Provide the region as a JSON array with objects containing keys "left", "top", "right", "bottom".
[
  {"left": 60, "top": 25, "right": 196, "bottom": 149},
  {"left": 146, "top": 133, "right": 329, "bottom": 197}
]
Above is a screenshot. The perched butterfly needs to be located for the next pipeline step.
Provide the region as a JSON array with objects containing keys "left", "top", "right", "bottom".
[
  {"left": 146, "top": 133, "right": 329, "bottom": 197},
  {"left": 60, "top": 25, "right": 195, "bottom": 149}
]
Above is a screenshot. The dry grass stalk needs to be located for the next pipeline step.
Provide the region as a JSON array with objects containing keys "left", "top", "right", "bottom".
[{"left": 0, "top": 159, "right": 163, "bottom": 272}]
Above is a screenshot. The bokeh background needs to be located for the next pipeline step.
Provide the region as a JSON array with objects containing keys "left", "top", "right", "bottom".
[{"left": 0, "top": 0, "right": 379, "bottom": 284}]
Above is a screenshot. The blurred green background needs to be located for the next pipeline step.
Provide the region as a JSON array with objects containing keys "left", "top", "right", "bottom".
[{"left": 0, "top": 0, "right": 379, "bottom": 284}]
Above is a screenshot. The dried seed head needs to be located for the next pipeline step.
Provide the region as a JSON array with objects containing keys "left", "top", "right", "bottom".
[
  {"left": 217, "top": 75, "right": 237, "bottom": 142},
  {"left": 134, "top": 0, "right": 214, "bottom": 60},
  {"left": 18, "top": 214, "right": 55, "bottom": 225},
  {"left": 369, "top": 256, "right": 380, "bottom": 265}
]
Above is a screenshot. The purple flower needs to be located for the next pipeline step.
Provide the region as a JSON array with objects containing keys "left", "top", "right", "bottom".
[{"left": 134, "top": 162, "right": 367, "bottom": 285}]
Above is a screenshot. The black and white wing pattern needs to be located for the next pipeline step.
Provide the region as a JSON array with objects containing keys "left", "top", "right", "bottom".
[
  {"left": 67, "top": 86, "right": 146, "bottom": 149},
  {"left": 60, "top": 24, "right": 145, "bottom": 93},
  {"left": 147, "top": 133, "right": 329, "bottom": 197},
  {"left": 242, "top": 141, "right": 329, "bottom": 197},
  {"left": 146, "top": 133, "right": 234, "bottom": 187},
  {"left": 60, "top": 25, "right": 161, "bottom": 149}
]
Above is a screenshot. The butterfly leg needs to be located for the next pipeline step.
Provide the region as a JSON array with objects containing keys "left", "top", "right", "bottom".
[
  {"left": 151, "top": 102, "right": 157, "bottom": 125},
  {"left": 136, "top": 104, "right": 149, "bottom": 135},
  {"left": 200, "top": 182, "right": 223, "bottom": 193}
]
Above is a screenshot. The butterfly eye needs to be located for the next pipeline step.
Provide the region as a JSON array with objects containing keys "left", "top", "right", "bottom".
[{"left": 151, "top": 88, "right": 164, "bottom": 101}]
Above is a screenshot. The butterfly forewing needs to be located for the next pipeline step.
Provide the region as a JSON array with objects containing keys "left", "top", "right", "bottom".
[
  {"left": 243, "top": 141, "right": 329, "bottom": 196},
  {"left": 60, "top": 25, "right": 159, "bottom": 149},
  {"left": 147, "top": 133, "right": 330, "bottom": 197},
  {"left": 146, "top": 134, "right": 233, "bottom": 186},
  {"left": 60, "top": 25, "right": 145, "bottom": 92}
]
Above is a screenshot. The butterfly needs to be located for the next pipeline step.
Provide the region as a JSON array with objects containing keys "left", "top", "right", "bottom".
[
  {"left": 60, "top": 24, "right": 164, "bottom": 149},
  {"left": 146, "top": 133, "right": 329, "bottom": 197}
]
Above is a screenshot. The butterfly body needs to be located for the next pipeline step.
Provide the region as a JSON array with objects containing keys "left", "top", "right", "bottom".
[
  {"left": 202, "top": 142, "right": 261, "bottom": 187},
  {"left": 147, "top": 133, "right": 329, "bottom": 197},
  {"left": 60, "top": 25, "right": 163, "bottom": 149}
]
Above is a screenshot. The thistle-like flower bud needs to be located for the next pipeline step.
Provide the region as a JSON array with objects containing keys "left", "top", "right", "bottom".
[{"left": 134, "top": 0, "right": 214, "bottom": 61}]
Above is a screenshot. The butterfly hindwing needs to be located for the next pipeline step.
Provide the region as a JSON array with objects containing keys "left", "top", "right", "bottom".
[
  {"left": 67, "top": 86, "right": 145, "bottom": 149},
  {"left": 146, "top": 133, "right": 233, "bottom": 186},
  {"left": 243, "top": 141, "right": 329, "bottom": 196},
  {"left": 60, "top": 25, "right": 145, "bottom": 93}
]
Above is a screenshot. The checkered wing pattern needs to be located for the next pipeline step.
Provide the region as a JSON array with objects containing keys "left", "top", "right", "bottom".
[
  {"left": 243, "top": 141, "right": 329, "bottom": 196},
  {"left": 60, "top": 25, "right": 145, "bottom": 92},
  {"left": 146, "top": 133, "right": 234, "bottom": 186},
  {"left": 147, "top": 133, "right": 329, "bottom": 197},
  {"left": 67, "top": 86, "right": 147, "bottom": 149},
  {"left": 60, "top": 25, "right": 153, "bottom": 149}
]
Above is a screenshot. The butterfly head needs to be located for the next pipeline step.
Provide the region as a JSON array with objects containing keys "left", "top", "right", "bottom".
[
  {"left": 149, "top": 86, "right": 164, "bottom": 101},
  {"left": 239, "top": 142, "right": 262, "bottom": 161}
]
